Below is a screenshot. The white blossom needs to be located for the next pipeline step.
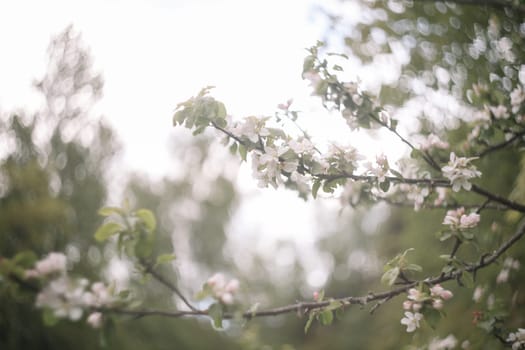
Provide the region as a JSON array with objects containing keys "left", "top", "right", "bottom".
[
  {"left": 288, "top": 138, "right": 314, "bottom": 156},
  {"left": 430, "top": 284, "right": 453, "bottom": 300},
  {"left": 206, "top": 273, "right": 240, "bottom": 305},
  {"left": 511, "top": 85, "right": 525, "bottom": 113},
  {"left": 400, "top": 311, "right": 423, "bottom": 333},
  {"left": 251, "top": 145, "right": 298, "bottom": 188},
  {"left": 26, "top": 252, "right": 67, "bottom": 278},
  {"left": 419, "top": 133, "right": 449, "bottom": 151},
  {"left": 291, "top": 171, "right": 311, "bottom": 194},
  {"left": 229, "top": 116, "right": 270, "bottom": 143},
  {"left": 489, "top": 105, "right": 509, "bottom": 119},
  {"left": 507, "top": 328, "right": 525, "bottom": 350},
  {"left": 428, "top": 334, "right": 458, "bottom": 350},
  {"left": 36, "top": 276, "right": 87, "bottom": 321},
  {"left": 87, "top": 312, "right": 103, "bottom": 328},
  {"left": 442, "top": 152, "right": 481, "bottom": 192},
  {"left": 443, "top": 207, "right": 480, "bottom": 231}
]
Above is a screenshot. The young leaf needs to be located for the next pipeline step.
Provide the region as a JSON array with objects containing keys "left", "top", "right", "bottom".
[
  {"left": 304, "top": 311, "right": 316, "bottom": 334},
  {"left": 156, "top": 254, "right": 176, "bottom": 266},
  {"left": 319, "top": 309, "right": 334, "bottom": 326},
  {"left": 94, "top": 222, "right": 124, "bottom": 242},
  {"left": 135, "top": 209, "right": 156, "bottom": 233},
  {"left": 238, "top": 144, "right": 247, "bottom": 162},
  {"left": 208, "top": 303, "right": 223, "bottom": 329},
  {"left": 42, "top": 309, "right": 59, "bottom": 326},
  {"left": 98, "top": 207, "right": 124, "bottom": 217},
  {"left": 381, "top": 267, "right": 400, "bottom": 286},
  {"left": 312, "top": 179, "right": 322, "bottom": 199}
]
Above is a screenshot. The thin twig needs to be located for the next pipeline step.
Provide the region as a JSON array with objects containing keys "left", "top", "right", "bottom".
[
  {"left": 96, "top": 218, "right": 525, "bottom": 321},
  {"left": 141, "top": 261, "right": 200, "bottom": 312}
]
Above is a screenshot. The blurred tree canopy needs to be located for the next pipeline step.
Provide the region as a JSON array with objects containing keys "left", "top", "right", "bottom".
[{"left": 1, "top": 1, "right": 525, "bottom": 349}]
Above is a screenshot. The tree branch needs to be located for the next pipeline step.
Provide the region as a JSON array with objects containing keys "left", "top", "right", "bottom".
[
  {"left": 140, "top": 260, "right": 200, "bottom": 312},
  {"left": 100, "top": 218, "right": 525, "bottom": 321}
]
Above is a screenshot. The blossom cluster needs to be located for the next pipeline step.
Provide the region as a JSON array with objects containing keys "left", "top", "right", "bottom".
[
  {"left": 441, "top": 153, "right": 481, "bottom": 192},
  {"left": 507, "top": 328, "right": 525, "bottom": 350},
  {"left": 442, "top": 207, "right": 480, "bottom": 231},
  {"left": 25, "top": 252, "right": 114, "bottom": 328},
  {"left": 401, "top": 285, "right": 453, "bottom": 333},
  {"left": 206, "top": 273, "right": 240, "bottom": 305}
]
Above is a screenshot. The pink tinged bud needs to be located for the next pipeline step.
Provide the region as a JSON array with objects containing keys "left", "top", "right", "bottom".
[
  {"left": 403, "top": 300, "right": 412, "bottom": 310},
  {"left": 440, "top": 290, "right": 453, "bottom": 300},
  {"left": 313, "top": 291, "right": 320, "bottom": 301},
  {"left": 220, "top": 292, "right": 234, "bottom": 305},
  {"left": 225, "top": 279, "right": 240, "bottom": 293},
  {"left": 432, "top": 299, "right": 443, "bottom": 310},
  {"left": 87, "top": 312, "right": 103, "bottom": 328},
  {"left": 25, "top": 269, "right": 40, "bottom": 279},
  {"left": 496, "top": 269, "right": 509, "bottom": 284},
  {"left": 412, "top": 302, "right": 422, "bottom": 312}
]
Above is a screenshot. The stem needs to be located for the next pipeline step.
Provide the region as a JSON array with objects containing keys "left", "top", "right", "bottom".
[
  {"left": 140, "top": 260, "right": 200, "bottom": 312},
  {"left": 99, "top": 218, "right": 525, "bottom": 320}
]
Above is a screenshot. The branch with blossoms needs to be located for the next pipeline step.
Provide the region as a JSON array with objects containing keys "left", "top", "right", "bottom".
[{"left": 2, "top": 40, "right": 524, "bottom": 347}]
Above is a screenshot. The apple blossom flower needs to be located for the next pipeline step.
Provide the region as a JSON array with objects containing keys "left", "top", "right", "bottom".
[
  {"left": 428, "top": 334, "right": 458, "bottom": 350},
  {"left": 419, "top": 133, "right": 449, "bottom": 151},
  {"left": 87, "top": 312, "right": 103, "bottom": 328},
  {"left": 443, "top": 207, "right": 480, "bottom": 231},
  {"left": 434, "top": 187, "right": 448, "bottom": 206},
  {"left": 442, "top": 152, "right": 481, "bottom": 192},
  {"left": 407, "top": 288, "right": 424, "bottom": 302},
  {"left": 277, "top": 98, "right": 293, "bottom": 111},
  {"left": 507, "top": 328, "right": 525, "bottom": 350},
  {"left": 401, "top": 311, "right": 423, "bottom": 332},
  {"left": 511, "top": 85, "right": 525, "bottom": 113},
  {"left": 489, "top": 105, "right": 509, "bottom": 119},
  {"left": 36, "top": 276, "right": 87, "bottom": 321},
  {"left": 206, "top": 273, "right": 240, "bottom": 305},
  {"left": 26, "top": 252, "right": 67, "bottom": 278},
  {"left": 251, "top": 145, "right": 298, "bottom": 188},
  {"left": 288, "top": 138, "right": 314, "bottom": 156},
  {"left": 432, "top": 299, "right": 443, "bottom": 310},
  {"left": 430, "top": 284, "right": 453, "bottom": 300},
  {"left": 229, "top": 116, "right": 270, "bottom": 143}
]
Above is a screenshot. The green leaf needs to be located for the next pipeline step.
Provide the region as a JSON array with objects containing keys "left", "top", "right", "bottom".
[
  {"left": 389, "top": 169, "right": 403, "bottom": 178},
  {"left": 134, "top": 231, "right": 154, "bottom": 258},
  {"left": 238, "top": 144, "right": 247, "bottom": 162},
  {"left": 405, "top": 264, "right": 423, "bottom": 272},
  {"left": 156, "top": 254, "right": 176, "bottom": 265},
  {"left": 319, "top": 309, "right": 334, "bottom": 326},
  {"left": 94, "top": 222, "right": 125, "bottom": 242},
  {"left": 423, "top": 308, "right": 441, "bottom": 329},
  {"left": 335, "top": 307, "right": 345, "bottom": 320},
  {"left": 208, "top": 303, "right": 223, "bottom": 329},
  {"left": 229, "top": 142, "right": 238, "bottom": 155},
  {"left": 216, "top": 101, "right": 227, "bottom": 119},
  {"left": 119, "top": 290, "right": 131, "bottom": 299},
  {"left": 98, "top": 206, "right": 124, "bottom": 217},
  {"left": 381, "top": 267, "right": 400, "bottom": 286},
  {"left": 135, "top": 209, "right": 156, "bottom": 233},
  {"left": 312, "top": 179, "right": 322, "bottom": 199},
  {"left": 13, "top": 251, "right": 37, "bottom": 268},
  {"left": 379, "top": 179, "right": 390, "bottom": 192},
  {"left": 304, "top": 312, "right": 316, "bottom": 334},
  {"left": 461, "top": 270, "right": 475, "bottom": 288},
  {"left": 42, "top": 309, "right": 59, "bottom": 326}
]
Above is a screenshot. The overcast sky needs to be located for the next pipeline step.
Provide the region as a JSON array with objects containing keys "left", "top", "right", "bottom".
[{"left": 0, "top": 0, "right": 326, "bottom": 177}]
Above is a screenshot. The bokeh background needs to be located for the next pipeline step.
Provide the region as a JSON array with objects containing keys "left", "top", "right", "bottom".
[{"left": 1, "top": 0, "right": 524, "bottom": 349}]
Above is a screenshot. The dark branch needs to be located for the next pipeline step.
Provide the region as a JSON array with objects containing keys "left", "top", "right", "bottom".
[
  {"left": 140, "top": 260, "right": 200, "bottom": 312},
  {"left": 99, "top": 219, "right": 525, "bottom": 321}
]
